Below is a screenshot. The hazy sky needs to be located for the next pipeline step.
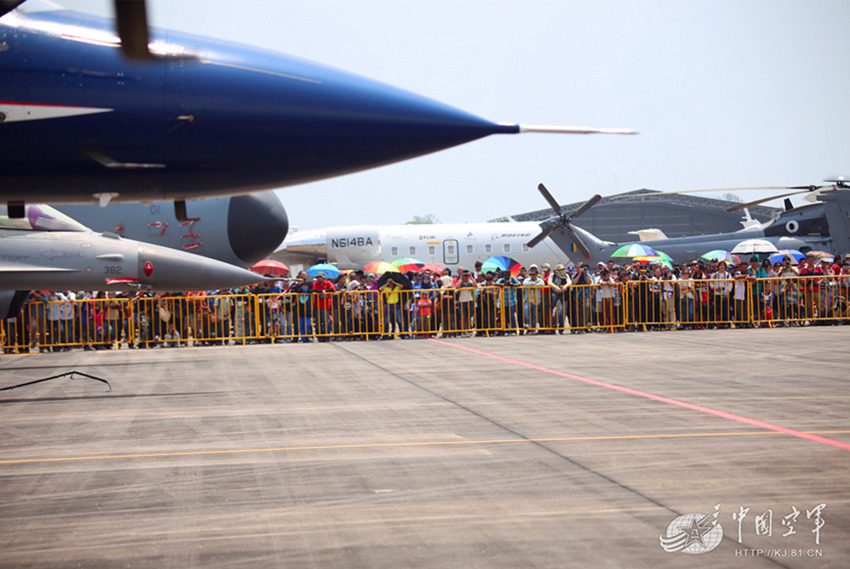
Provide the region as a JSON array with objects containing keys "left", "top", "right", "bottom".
[{"left": 65, "top": 0, "right": 850, "bottom": 231}]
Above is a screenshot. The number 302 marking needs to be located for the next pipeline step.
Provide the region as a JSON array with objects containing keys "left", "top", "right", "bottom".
[{"left": 104, "top": 266, "right": 123, "bottom": 275}]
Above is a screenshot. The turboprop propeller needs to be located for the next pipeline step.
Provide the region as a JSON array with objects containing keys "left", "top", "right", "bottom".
[{"left": 526, "top": 184, "right": 601, "bottom": 258}]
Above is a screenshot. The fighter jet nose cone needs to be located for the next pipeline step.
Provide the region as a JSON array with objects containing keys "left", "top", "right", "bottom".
[
  {"left": 137, "top": 243, "right": 266, "bottom": 291},
  {"left": 227, "top": 192, "right": 289, "bottom": 265},
  {"left": 173, "top": 50, "right": 520, "bottom": 193},
  {"left": 292, "top": 76, "right": 515, "bottom": 166}
]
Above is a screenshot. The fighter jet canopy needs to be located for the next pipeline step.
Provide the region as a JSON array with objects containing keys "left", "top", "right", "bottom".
[{"left": 0, "top": 204, "right": 88, "bottom": 232}]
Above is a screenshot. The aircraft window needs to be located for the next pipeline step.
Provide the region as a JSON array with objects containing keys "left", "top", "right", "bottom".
[
  {"left": 0, "top": 204, "right": 88, "bottom": 232},
  {"left": 467, "top": 245, "right": 474, "bottom": 254},
  {"left": 409, "top": 246, "right": 416, "bottom": 255},
  {"left": 485, "top": 244, "right": 492, "bottom": 253},
  {"left": 447, "top": 245, "right": 455, "bottom": 254},
  {"left": 391, "top": 246, "right": 398, "bottom": 256},
  {"left": 428, "top": 246, "right": 435, "bottom": 255},
  {"left": 504, "top": 244, "right": 511, "bottom": 253}
]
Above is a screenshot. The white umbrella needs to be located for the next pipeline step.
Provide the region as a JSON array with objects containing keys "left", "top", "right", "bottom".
[{"left": 731, "top": 238, "right": 779, "bottom": 255}]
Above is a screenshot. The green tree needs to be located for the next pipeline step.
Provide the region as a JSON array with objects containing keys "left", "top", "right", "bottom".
[{"left": 406, "top": 214, "right": 439, "bottom": 225}]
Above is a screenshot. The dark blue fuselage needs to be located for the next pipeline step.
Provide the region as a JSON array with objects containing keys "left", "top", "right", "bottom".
[{"left": 0, "top": 8, "right": 516, "bottom": 204}]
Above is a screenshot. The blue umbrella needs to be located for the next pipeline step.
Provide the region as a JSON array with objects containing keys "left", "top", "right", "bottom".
[
  {"left": 768, "top": 249, "right": 805, "bottom": 265},
  {"left": 307, "top": 263, "right": 341, "bottom": 279}
]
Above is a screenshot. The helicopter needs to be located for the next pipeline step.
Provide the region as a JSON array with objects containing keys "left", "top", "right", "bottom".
[{"left": 526, "top": 177, "right": 848, "bottom": 265}]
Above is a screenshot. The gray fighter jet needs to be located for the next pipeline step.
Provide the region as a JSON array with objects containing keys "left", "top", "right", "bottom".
[{"left": 0, "top": 204, "right": 267, "bottom": 317}]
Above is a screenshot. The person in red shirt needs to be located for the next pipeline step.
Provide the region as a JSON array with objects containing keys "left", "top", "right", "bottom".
[
  {"left": 798, "top": 255, "right": 824, "bottom": 322},
  {"left": 312, "top": 272, "right": 336, "bottom": 341},
  {"left": 416, "top": 293, "right": 434, "bottom": 338}
]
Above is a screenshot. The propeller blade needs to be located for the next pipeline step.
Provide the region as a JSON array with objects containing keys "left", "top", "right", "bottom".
[
  {"left": 0, "top": 0, "right": 26, "bottom": 18},
  {"left": 527, "top": 220, "right": 558, "bottom": 248},
  {"left": 527, "top": 232, "right": 548, "bottom": 249},
  {"left": 566, "top": 226, "right": 592, "bottom": 258},
  {"left": 537, "top": 183, "right": 563, "bottom": 216},
  {"left": 566, "top": 194, "right": 602, "bottom": 221},
  {"left": 114, "top": 0, "right": 154, "bottom": 60},
  {"left": 527, "top": 228, "right": 555, "bottom": 248}
]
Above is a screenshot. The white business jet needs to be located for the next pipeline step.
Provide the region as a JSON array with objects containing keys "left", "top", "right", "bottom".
[{"left": 275, "top": 221, "right": 607, "bottom": 272}]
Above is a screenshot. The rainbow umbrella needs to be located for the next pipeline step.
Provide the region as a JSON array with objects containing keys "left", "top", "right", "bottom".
[
  {"left": 481, "top": 255, "right": 521, "bottom": 277},
  {"left": 701, "top": 250, "right": 741, "bottom": 265},
  {"left": 632, "top": 249, "right": 674, "bottom": 264},
  {"left": 611, "top": 243, "right": 658, "bottom": 258},
  {"left": 634, "top": 257, "right": 673, "bottom": 269},
  {"left": 364, "top": 261, "right": 399, "bottom": 274},
  {"left": 391, "top": 257, "right": 425, "bottom": 273}
]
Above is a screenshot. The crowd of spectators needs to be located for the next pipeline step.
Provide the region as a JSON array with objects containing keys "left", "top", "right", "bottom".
[{"left": 3, "top": 252, "right": 850, "bottom": 353}]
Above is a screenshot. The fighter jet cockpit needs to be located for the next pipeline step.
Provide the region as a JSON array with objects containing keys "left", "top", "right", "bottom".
[{"left": 0, "top": 204, "right": 88, "bottom": 233}]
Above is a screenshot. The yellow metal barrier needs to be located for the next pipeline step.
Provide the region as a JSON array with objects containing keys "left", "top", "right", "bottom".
[
  {"left": 628, "top": 278, "right": 750, "bottom": 330},
  {"left": 2, "top": 276, "right": 848, "bottom": 352}
]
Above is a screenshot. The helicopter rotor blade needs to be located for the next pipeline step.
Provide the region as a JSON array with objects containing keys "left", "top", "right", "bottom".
[
  {"left": 607, "top": 185, "right": 828, "bottom": 202},
  {"left": 802, "top": 186, "right": 835, "bottom": 202},
  {"left": 726, "top": 191, "right": 809, "bottom": 211}
]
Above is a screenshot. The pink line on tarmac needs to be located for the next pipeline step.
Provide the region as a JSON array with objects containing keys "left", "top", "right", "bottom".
[{"left": 429, "top": 339, "right": 850, "bottom": 452}]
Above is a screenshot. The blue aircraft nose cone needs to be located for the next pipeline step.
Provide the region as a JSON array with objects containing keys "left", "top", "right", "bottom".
[
  {"left": 272, "top": 73, "right": 514, "bottom": 178},
  {"left": 163, "top": 44, "right": 519, "bottom": 195},
  {"left": 0, "top": 8, "right": 522, "bottom": 204}
]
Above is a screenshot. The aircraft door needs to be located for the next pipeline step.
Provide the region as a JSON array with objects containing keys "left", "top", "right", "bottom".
[{"left": 443, "top": 239, "right": 459, "bottom": 265}]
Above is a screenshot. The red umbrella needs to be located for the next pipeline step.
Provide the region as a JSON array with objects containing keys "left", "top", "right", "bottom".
[{"left": 250, "top": 259, "right": 289, "bottom": 277}]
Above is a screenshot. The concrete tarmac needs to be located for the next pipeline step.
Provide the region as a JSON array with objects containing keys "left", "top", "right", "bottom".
[{"left": 1, "top": 327, "right": 848, "bottom": 568}]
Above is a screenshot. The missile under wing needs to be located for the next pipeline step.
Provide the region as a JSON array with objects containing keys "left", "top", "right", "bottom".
[{"left": 0, "top": 204, "right": 267, "bottom": 291}]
